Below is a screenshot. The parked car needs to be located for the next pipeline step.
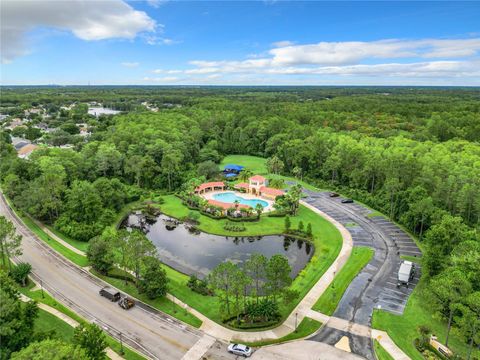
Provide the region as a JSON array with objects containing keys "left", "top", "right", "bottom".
[
  {"left": 118, "top": 296, "right": 135, "bottom": 310},
  {"left": 341, "top": 198, "right": 354, "bottom": 203},
  {"left": 329, "top": 192, "right": 339, "bottom": 197},
  {"left": 429, "top": 335, "right": 453, "bottom": 358},
  {"left": 99, "top": 286, "right": 121, "bottom": 302},
  {"left": 397, "top": 260, "right": 415, "bottom": 288},
  {"left": 227, "top": 343, "right": 252, "bottom": 357}
]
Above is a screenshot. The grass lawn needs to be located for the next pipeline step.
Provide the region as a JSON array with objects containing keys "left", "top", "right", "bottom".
[
  {"left": 219, "top": 154, "right": 321, "bottom": 191},
  {"left": 219, "top": 155, "right": 268, "bottom": 175},
  {"left": 3, "top": 196, "right": 88, "bottom": 267},
  {"left": 18, "top": 214, "right": 89, "bottom": 267},
  {"left": 91, "top": 269, "right": 203, "bottom": 329},
  {"left": 373, "top": 340, "right": 394, "bottom": 360},
  {"left": 158, "top": 194, "right": 342, "bottom": 327},
  {"left": 313, "top": 247, "right": 374, "bottom": 315},
  {"left": 240, "top": 317, "right": 322, "bottom": 347},
  {"left": 19, "top": 282, "right": 145, "bottom": 360},
  {"left": 44, "top": 224, "right": 89, "bottom": 252},
  {"left": 400, "top": 255, "right": 422, "bottom": 263},
  {"left": 35, "top": 308, "right": 75, "bottom": 342},
  {"left": 372, "top": 280, "right": 479, "bottom": 360}
]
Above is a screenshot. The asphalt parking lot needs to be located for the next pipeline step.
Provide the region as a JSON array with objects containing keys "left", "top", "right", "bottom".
[{"left": 302, "top": 189, "right": 422, "bottom": 359}]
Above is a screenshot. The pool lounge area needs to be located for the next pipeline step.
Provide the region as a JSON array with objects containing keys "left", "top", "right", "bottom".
[{"left": 203, "top": 190, "right": 275, "bottom": 212}]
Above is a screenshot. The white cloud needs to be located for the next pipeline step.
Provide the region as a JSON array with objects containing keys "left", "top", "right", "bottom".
[
  {"left": 152, "top": 69, "right": 182, "bottom": 74},
  {"left": 272, "top": 40, "right": 294, "bottom": 48},
  {"left": 162, "top": 38, "right": 480, "bottom": 84},
  {"left": 1, "top": 0, "right": 156, "bottom": 63},
  {"left": 143, "top": 76, "right": 180, "bottom": 82},
  {"left": 268, "top": 38, "right": 480, "bottom": 66},
  {"left": 146, "top": 0, "right": 168, "bottom": 8},
  {"left": 143, "top": 35, "right": 179, "bottom": 46},
  {"left": 121, "top": 62, "right": 140, "bottom": 68}
]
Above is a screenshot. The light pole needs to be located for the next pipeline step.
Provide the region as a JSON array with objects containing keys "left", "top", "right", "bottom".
[
  {"left": 119, "top": 332, "right": 124, "bottom": 355},
  {"left": 295, "top": 312, "right": 298, "bottom": 333},
  {"left": 40, "top": 279, "right": 44, "bottom": 298}
]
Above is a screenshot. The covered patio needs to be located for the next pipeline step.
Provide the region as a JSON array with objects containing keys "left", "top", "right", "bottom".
[{"left": 195, "top": 181, "right": 226, "bottom": 195}]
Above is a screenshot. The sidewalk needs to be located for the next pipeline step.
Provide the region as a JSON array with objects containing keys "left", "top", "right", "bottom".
[
  {"left": 11, "top": 192, "right": 407, "bottom": 360},
  {"left": 30, "top": 218, "right": 86, "bottom": 256},
  {"left": 165, "top": 200, "right": 354, "bottom": 344},
  {"left": 19, "top": 293, "right": 124, "bottom": 360}
]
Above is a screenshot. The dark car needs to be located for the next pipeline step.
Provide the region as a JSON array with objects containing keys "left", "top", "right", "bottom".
[
  {"left": 118, "top": 296, "right": 135, "bottom": 310},
  {"left": 99, "top": 286, "right": 121, "bottom": 302},
  {"left": 341, "top": 199, "right": 354, "bottom": 203},
  {"left": 329, "top": 192, "right": 340, "bottom": 197}
]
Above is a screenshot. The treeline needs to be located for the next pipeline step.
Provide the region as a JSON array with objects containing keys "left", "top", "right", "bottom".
[{"left": 0, "top": 216, "right": 109, "bottom": 360}]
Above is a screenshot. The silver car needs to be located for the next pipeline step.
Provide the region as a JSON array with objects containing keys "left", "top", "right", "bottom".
[{"left": 228, "top": 343, "right": 252, "bottom": 357}]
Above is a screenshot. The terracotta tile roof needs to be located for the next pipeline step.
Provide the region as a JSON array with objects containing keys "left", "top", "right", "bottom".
[
  {"left": 234, "top": 182, "right": 249, "bottom": 189},
  {"left": 17, "top": 144, "right": 38, "bottom": 156},
  {"left": 249, "top": 175, "right": 266, "bottom": 182},
  {"left": 195, "top": 182, "right": 225, "bottom": 192},
  {"left": 207, "top": 199, "right": 250, "bottom": 210},
  {"left": 260, "top": 186, "right": 284, "bottom": 197}
]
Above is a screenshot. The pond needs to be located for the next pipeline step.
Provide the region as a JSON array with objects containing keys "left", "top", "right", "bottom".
[{"left": 121, "top": 213, "right": 313, "bottom": 279}]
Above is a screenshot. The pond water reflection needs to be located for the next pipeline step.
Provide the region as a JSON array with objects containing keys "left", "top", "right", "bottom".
[{"left": 121, "top": 213, "right": 313, "bottom": 278}]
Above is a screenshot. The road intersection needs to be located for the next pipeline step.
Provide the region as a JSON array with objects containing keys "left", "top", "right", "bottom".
[{"left": 0, "top": 189, "right": 419, "bottom": 360}]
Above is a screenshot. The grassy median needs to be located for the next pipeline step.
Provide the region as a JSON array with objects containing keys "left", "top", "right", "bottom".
[
  {"left": 313, "top": 246, "right": 374, "bottom": 315},
  {"left": 373, "top": 340, "right": 394, "bottom": 360},
  {"left": 241, "top": 317, "right": 322, "bottom": 347}
]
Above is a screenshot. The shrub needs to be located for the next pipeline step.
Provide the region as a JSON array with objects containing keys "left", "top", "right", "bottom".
[
  {"left": 223, "top": 222, "right": 246, "bottom": 232},
  {"left": 187, "top": 274, "right": 213, "bottom": 296},
  {"left": 10, "top": 262, "right": 32, "bottom": 287},
  {"left": 244, "top": 299, "right": 280, "bottom": 323}
]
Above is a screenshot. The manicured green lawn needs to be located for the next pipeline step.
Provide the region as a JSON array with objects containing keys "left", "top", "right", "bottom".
[
  {"left": 372, "top": 280, "right": 479, "bottom": 360},
  {"left": 20, "top": 283, "right": 145, "bottom": 360},
  {"left": 373, "top": 340, "right": 394, "bottom": 360},
  {"left": 241, "top": 317, "right": 322, "bottom": 347},
  {"left": 219, "top": 155, "right": 321, "bottom": 191},
  {"left": 91, "top": 269, "right": 203, "bottom": 329},
  {"left": 313, "top": 247, "right": 373, "bottom": 315},
  {"left": 219, "top": 155, "right": 268, "bottom": 174},
  {"left": 158, "top": 194, "right": 343, "bottom": 327},
  {"left": 45, "top": 224, "right": 89, "bottom": 252},
  {"left": 19, "top": 214, "right": 89, "bottom": 267},
  {"left": 35, "top": 309, "right": 75, "bottom": 342}
]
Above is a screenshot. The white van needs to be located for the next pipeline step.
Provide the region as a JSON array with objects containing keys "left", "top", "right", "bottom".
[{"left": 397, "top": 260, "right": 415, "bottom": 288}]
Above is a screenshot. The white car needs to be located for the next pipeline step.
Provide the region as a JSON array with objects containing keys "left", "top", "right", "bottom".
[{"left": 228, "top": 343, "right": 252, "bottom": 357}]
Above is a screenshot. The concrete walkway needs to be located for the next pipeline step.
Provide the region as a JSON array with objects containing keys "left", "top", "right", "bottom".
[
  {"left": 30, "top": 216, "right": 86, "bottom": 256},
  {"left": 371, "top": 330, "right": 410, "bottom": 360},
  {"left": 17, "top": 196, "right": 408, "bottom": 360},
  {"left": 19, "top": 293, "right": 124, "bottom": 360},
  {"left": 181, "top": 334, "right": 216, "bottom": 360},
  {"left": 162, "top": 200, "right": 354, "bottom": 344}
]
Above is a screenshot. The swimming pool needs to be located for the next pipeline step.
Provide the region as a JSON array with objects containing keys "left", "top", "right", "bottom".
[{"left": 213, "top": 192, "right": 268, "bottom": 208}]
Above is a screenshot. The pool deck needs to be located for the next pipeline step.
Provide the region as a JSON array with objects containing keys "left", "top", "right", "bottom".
[{"left": 201, "top": 190, "right": 275, "bottom": 212}]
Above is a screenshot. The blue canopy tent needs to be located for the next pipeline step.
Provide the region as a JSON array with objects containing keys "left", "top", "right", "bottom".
[{"left": 223, "top": 164, "right": 244, "bottom": 177}]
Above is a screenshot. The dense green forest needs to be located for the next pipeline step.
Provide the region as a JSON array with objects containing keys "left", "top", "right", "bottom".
[{"left": 1, "top": 86, "right": 479, "bottom": 355}]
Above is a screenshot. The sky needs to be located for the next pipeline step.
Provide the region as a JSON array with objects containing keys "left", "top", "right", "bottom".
[{"left": 1, "top": 0, "right": 480, "bottom": 86}]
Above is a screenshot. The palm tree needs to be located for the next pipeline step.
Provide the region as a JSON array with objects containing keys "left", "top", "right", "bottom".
[
  {"left": 239, "top": 169, "right": 253, "bottom": 182},
  {"left": 255, "top": 203, "right": 263, "bottom": 218}
]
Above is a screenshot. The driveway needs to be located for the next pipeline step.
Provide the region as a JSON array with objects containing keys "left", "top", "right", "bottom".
[{"left": 302, "top": 190, "right": 421, "bottom": 360}]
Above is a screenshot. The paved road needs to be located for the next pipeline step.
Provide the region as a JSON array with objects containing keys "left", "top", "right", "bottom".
[
  {"left": 0, "top": 194, "right": 202, "bottom": 360},
  {"left": 302, "top": 190, "right": 421, "bottom": 360}
]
